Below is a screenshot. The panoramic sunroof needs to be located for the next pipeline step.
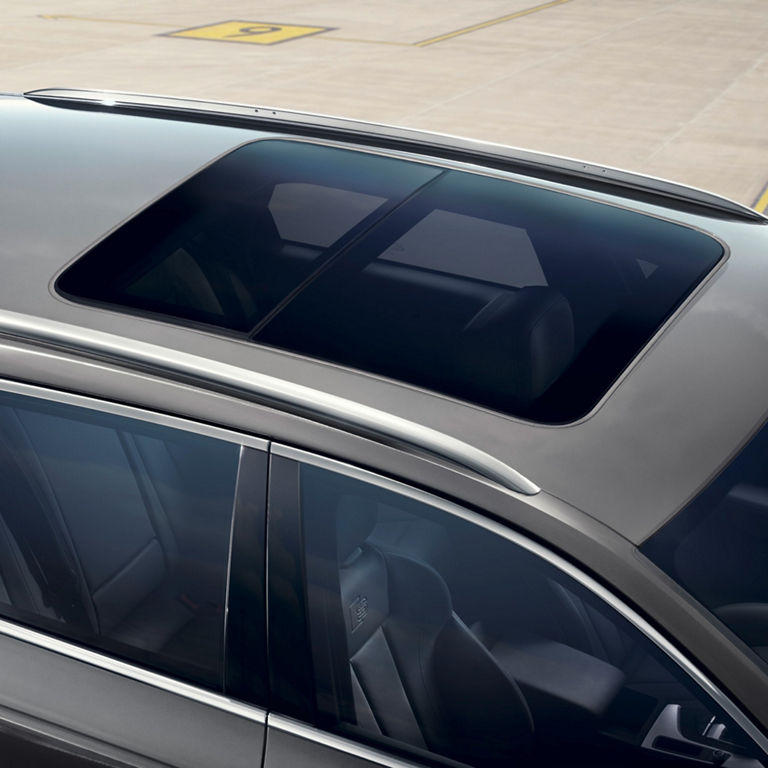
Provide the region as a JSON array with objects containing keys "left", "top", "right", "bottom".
[{"left": 57, "top": 139, "right": 723, "bottom": 423}]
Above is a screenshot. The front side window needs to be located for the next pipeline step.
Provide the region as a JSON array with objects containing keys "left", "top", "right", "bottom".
[
  {"left": 643, "top": 420, "right": 768, "bottom": 667},
  {"left": 0, "top": 389, "right": 240, "bottom": 688},
  {"left": 297, "top": 461, "right": 764, "bottom": 767}
]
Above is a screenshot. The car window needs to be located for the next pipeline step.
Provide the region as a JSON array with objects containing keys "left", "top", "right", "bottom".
[
  {"left": 378, "top": 209, "right": 547, "bottom": 287},
  {"left": 57, "top": 138, "right": 722, "bottom": 424},
  {"left": 0, "top": 389, "right": 240, "bottom": 689},
  {"left": 56, "top": 140, "right": 440, "bottom": 333},
  {"left": 643, "top": 419, "right": 768, "bottom": 668},
  {"left": 269, "top": 182, "right": 387, "bottom": 247},
  {"left": 296, "top": 461, "right": 765, "bottom": 768},
  {"left": 257, "top": 167, "right": 723, "bottom": 423}
]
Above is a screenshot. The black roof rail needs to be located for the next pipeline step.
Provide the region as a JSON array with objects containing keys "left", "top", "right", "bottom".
[{"left": 24, "top": 87, "right": 767, "bottom": 224}]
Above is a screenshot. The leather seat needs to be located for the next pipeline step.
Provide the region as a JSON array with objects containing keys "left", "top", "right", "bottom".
[
  {"left": 0, "top": 403, "right": 229, "bottom": 682},
  {"left": 368, "top": 504, "right": 637, "bottom": 673},
  {"left": 460, "top": 286, "right": 575, "bottom": 409},
  {"left": 330, "top": 497, "right": 534, "bottom": 767}
]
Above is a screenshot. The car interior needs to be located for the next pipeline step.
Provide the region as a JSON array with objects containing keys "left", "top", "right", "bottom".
[
  {"left": 55, "top": 139, "right": 723, "bottom": 424},
  {"left": 643, "top": 420, "right": 768, "bottom": 666},
  {"left": 0, "top": 381, "right": 761, "bottom": 766},
  {"left": 0, "top": 394, "right": 239, "bottom": 687},
  {"left": 300, "top": 465, "right": 764, "bottom": 767}
]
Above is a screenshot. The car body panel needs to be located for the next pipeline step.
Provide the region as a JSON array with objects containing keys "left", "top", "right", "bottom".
[
  {"left": 0, "top": 627, "right": 266, "bottom": 767},
  {"left": 2, "top": 95, "right": 768, "bottom": 543},
  {"left": 0, "top": 337, "right": 765, "bottom": 731},
  {"left": 2, "top": 89, "right": 768, "bottom": 763}
]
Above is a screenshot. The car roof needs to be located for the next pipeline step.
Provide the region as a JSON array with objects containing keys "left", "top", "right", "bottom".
[{"left": 2, "top": 90, "right": 768, "bottom": 545}]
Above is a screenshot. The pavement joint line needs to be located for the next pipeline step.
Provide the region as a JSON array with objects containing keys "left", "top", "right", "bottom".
[
  {"left": 398, "top": 1, "right": 669, "bottom": 125},
  {"left": 414, "top": 0, "right": 573, "bottom": 47},
  {"left": 754, "top": 182, "right": 768, "bottom": 213},
  {"left": 39, "top": 14, "right": 170, "bottom": 27},
  {"left": 321, "top": 36, "right": 412, "bottom": 46},
  {"left": 39, "top": 3, "right": 574, "bottom": 48}
]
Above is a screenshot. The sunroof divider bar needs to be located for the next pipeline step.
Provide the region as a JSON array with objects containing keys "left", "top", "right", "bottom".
[
  {"left": 247, "top": 168, "right": 450, "bottom": 339},
  {"left": 0, "top": 309, "right": 540, "bottom": 496}
]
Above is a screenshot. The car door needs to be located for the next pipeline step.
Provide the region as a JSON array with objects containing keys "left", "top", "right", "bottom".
[
  {"left": 262, "top": 444, "right": 768, "bottom": 768},
  {"left": 0, "top": 378, "right": 269, "bottom": 767}
]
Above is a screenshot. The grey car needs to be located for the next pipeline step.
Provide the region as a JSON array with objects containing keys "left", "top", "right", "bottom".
[{"left": 1, "top": 87, "right": 768, "bottom": 767}]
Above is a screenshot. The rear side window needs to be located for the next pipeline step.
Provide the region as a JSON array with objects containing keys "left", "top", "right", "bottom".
[{"left": 0, "top": 390, "right": 240, "bottom": 689}]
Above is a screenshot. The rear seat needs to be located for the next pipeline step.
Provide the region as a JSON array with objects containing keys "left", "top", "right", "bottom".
[{"left": 0, "top": 403, "right": 227, "bottom": 680}]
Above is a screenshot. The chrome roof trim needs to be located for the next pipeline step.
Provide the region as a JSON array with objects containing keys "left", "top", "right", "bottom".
[
  {"left": 23, "top": 88, "right": 766, "bottom": 223},
  {"left": 274, "top": 444, "right": 768, "bottom": 755},
  {"left": 0, "top": 615, "right": 266, "bottom": 724},
  {"left": 0, "top": 309, "right": 540, "bottom": 496}
]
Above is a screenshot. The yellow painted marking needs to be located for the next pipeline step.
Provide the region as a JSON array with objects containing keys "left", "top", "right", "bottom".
[
  {"left": 415, "top": 0, "right": 572, "bottom": 47},
  {"left": 166, "top": 20, "right": 333, "bottom": 45},
  {"left": 39, "top": 14, "right": 168, "bottom": 27},
  {"left": 754, "top": 184, "right": 768, "bottom": 214}
]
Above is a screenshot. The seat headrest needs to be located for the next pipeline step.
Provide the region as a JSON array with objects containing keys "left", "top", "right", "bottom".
[
  {"left": 463, "top": 286, "right": 575, "bottom": 406},
  {"left": 336, "top": 496, "right": 378, "bottom": 564}
]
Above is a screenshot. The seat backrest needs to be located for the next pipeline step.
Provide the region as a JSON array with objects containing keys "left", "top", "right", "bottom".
[
  {"left": 335, "top": 499, "right": 534, "bottom": 767},
  {"left": 461, "top": 286, "right": 575, "bottom": 408},
  {"left": 0, "top": 406, "right": 172, "bottom": 635}
]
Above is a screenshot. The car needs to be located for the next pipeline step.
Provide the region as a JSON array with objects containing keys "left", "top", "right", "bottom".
[{"left": 0, "top": 85, "right": 766, "bottom": 768}]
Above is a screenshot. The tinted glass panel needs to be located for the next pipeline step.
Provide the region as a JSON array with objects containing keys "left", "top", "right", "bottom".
[
  {"left": 298, "top": 463, "right": 765, "bottom": 767},
  {"left": 269, "top": 183, "right": 387, "bottom": 247},
  {"left": 58, "top": 137, "right": 722, "bottom": 423},
  {"left": 257, "top": 170, "right": 722, "bottom": 422},
  {"left": 57, "top": 140, "right": 440, "bottom": 333},
  {"left": 379, "top": 209, "right": 546, "bottom": 287},
  {"left": 643, "top": 420, "right": 768, "bottom": 668},
  {"left": 0, "top": 391, "right": 239, "bottom": 689}
]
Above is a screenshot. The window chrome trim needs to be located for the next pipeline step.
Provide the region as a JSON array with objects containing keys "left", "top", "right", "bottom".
[
  {"left": 0, "top": 381, "right": 268, "bottom": 725},
  {"left": 0, "top": 615, "right": 266, "bottom": 725},
  {"left": 274, "top": 443, "right": 768, "bottom": 754},
  {"left": 268, "top": 713, "right": 427, "bottom": 768},
  {"left": 0, "top": 309, "right": 539, "bottom": 496},
  {"left": 0, "top": 374, "right": 269, "bottom": 450}
]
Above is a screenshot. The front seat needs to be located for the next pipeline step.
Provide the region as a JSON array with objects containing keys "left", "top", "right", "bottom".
[{"left": 331, "top": 496, "right": 534, "bottom": 767}]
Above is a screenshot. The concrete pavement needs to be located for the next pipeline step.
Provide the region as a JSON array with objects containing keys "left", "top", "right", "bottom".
[{"left": 1, "top": 0, "right": 767, "bottom": 208}]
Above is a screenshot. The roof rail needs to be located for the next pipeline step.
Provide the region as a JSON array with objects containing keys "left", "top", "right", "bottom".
[
  {"left": 24, "top": 87, "right": 766, "bottom": 224},
  {"left": 0, "top": 309, "right": 540, "bottom": 496}
]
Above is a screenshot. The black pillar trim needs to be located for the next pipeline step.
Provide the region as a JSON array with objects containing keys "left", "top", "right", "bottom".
[
  {"left": 224, "top": 446, "right": 269, "bottom": 706},
  {"left": 265, "top": 454, "right": 316, "bottom": 721}
]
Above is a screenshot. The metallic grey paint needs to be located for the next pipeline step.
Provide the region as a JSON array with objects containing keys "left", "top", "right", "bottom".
[
  {"left": 0, "top": 308, "right": 539, "bottom": 494},
  {"left": 0, "top": 626, "right": 266, "bottom": 767},
  {"left": 0, "top": 333, "right": 766, "bottom": 732},
  {"left": 2, "top": 94, "right": 767, "bottom": 540},
  {"left": 25, "top": 88, "right": 765, "bottom": 222},
  {"left": 1, "top": 90, "right": 768, "bottom": 745}
]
